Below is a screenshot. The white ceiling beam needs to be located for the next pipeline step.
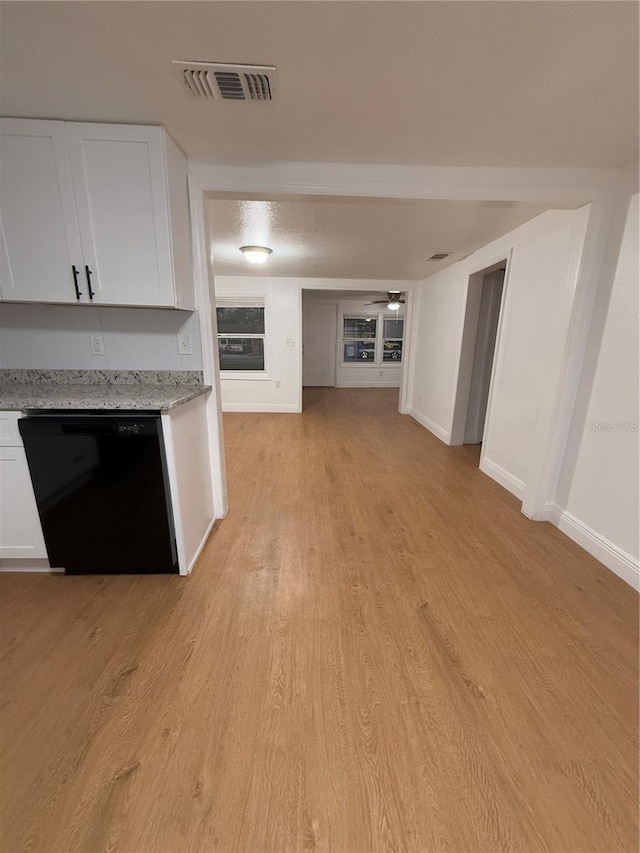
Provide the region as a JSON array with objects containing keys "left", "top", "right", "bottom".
[{"left": 190, "top": 161, "right": 625, "bottom": 206}]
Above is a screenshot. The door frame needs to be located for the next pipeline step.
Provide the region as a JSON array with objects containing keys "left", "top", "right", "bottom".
[
  {"left": 463, "top": 269, "right": 504, "bottom": 444},
  {"left": 449, "top": 252, "right": 511, "bottom": 455},
  {"left": 297, "top": 281, "right": 416, "bottom": 410}
]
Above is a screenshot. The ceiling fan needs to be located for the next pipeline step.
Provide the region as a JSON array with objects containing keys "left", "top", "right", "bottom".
[{"left": 364, "top": 291, "right": 406, "bottom": 311}]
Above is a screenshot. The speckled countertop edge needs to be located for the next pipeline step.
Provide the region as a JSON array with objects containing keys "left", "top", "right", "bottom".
[
  {"left": 0, "top": 370, "right": 210, "bottom": 412},
  {"left": 0, "top": 369, "right": 204, "bottom": 386},
  {"left": 0, "top": 384, "right": 210, "bottom": 412}
]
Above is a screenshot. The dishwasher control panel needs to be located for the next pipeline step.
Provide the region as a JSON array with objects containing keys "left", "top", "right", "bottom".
[{"left": 118, "top": 422, "right": 144, "bottom": 435}]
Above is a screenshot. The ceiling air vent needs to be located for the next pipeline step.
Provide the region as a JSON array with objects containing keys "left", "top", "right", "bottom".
[
  {"left": 171, "top": 61, "right": 277, "bottom": 101},
  {"left": 427, "top": 253, "right": 451, "bottom": 261}
]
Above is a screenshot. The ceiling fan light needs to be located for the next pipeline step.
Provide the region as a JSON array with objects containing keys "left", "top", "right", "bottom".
[
  {"left": 387, "top": 301, "right": 401, "bottom": 311},
  {"left": 240, "top": 245, "right": 272, "bottom": 265}
]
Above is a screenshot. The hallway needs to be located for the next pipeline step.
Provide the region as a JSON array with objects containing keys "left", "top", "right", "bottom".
[{"left": 1, "top": 389, "right": 637, "bottom": 851}]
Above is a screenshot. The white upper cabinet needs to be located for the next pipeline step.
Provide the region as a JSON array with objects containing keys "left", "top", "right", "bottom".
[
  {"left": 65, "top": 123, "right": 191, "bottom": 307},
  {"left": 0, "top": 119, "right": 194, "bottom": 309},
  {"left": 0, "top": 119, "right": 84, "bottom": 304}
]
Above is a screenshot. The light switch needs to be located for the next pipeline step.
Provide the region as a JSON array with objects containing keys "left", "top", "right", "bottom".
[{"left": 286, "top": 337, "right": 295, "bottom": 347}]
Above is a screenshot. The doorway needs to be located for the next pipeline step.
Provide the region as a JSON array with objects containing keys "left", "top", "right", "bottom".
[
  {"left": 464, "top": 268, "right": 504, "bottom": 444},
  {"left": 450, "top": 260, "right": 507, "bottom": 448},
  {"left": 301, "top": 289, "right": 411, "bottom": 412}
]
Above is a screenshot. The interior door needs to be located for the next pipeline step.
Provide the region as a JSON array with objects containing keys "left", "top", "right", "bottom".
[
  {"left": 303, "top": 303, "right": 337, "bottom": 386},
  {"left": 0, "top": 119, "right": 84, "bottom": 304},
  {"left": 65, "top": 123, "right": 175, "bottom": 307}
]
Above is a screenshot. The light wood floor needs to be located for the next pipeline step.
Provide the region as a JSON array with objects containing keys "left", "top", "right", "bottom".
[{"left": 1, "top": 388, "right": 638, "bottom": 852}]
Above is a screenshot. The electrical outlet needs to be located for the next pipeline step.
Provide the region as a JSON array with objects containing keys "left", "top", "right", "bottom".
[
  {"left": 177, "top": 333, "right": 192, "bottom": 355},
  {"left": 379, "top": 370, "right": 384, "bottom": 377},
  {"left": 90, "top": 334, "right": 105, "bottom": 356}
]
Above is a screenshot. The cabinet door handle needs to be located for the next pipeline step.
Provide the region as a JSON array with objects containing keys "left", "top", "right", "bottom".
[
  {"left": 85, "top": 265, "right": 95, "bottom": 300},
  {"left": 72, "top": 265, "right": 82, "bottom": 300}
]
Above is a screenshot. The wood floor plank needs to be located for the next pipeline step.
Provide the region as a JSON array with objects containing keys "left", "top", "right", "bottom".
[{"left": 1, "top": 387, "right": 637, "bottom": 852}]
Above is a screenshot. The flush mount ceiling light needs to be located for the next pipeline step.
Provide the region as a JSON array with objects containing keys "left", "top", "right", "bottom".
[{"left": 240, "top": 245, "right": 272, "bottom": 265}]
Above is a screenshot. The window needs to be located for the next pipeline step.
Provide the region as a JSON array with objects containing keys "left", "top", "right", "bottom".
[
  {"left": 383, "top": 317, "right": 404, "bottom": 362},
  {"left": 342, "top": 316, "right": 377, "bottom": 362},
  {"left": 341, "top": 314, "right": 404, "bottom": 365},
  {"left": 216, "top": 305, "right": 266, "bottom": 372}
]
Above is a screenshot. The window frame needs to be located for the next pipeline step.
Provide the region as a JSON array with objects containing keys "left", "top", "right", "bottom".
[
  {"left": 339, "top": 312, "right": 404, "bottom": 367},
  {"left": 341, "top": 314, "right": 378, "bottom": 365},
  {"left": 216, "top": 298, "right": 269, "bottom": 380},
  {"left": 382, "top": 316, "right": 404, "bottom": 364}
]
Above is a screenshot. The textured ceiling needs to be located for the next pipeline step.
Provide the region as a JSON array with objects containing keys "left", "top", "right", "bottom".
[
  {"left": 207, "top": 194, "right": 548, "bottom": 280},
  {"left": 0, "top": 1, "right": 637, "bottom": 169}
]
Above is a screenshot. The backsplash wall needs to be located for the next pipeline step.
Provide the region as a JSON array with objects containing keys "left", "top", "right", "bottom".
[{"left": 0, "top": 304, "right": 203, "bottom": 371}]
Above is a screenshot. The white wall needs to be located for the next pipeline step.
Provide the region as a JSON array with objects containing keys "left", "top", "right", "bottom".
[
  {"left": 555, "top": 194, "right": 639, "bottom": 581},
  {"left": 483, "top": 208, "right": 590, "bottom": 490},
  {"left": 303, "top": 291, "right": 405, "bottom": 388},
  {"left": 214, "top": 276, "right": 301, "bottom": 412},
  {"left": 405, "top": 265, "right": 468, "bottom": 441},
  {"left": 0, "top": 303, "right": 203, "bottom": 371},
  {"left": 408, "top": 207, "right": 590, "bottom": 489}
]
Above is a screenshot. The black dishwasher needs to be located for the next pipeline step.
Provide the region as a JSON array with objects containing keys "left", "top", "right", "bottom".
[{"left": 19, "top": 413, "right": 178, "bottom": 574}]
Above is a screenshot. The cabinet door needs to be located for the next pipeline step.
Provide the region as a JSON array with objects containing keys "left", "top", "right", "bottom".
[
  {"left": 0, "top": 446, "right": 48, "bottom": 559},
  {"left": 0, "top": 119, "right": 84, "bottom": 304},
  {"left": 65, "top": 123, "right": 175, "bottom": 307}
]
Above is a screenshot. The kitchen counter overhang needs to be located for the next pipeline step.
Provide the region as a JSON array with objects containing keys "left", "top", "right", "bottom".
[
  {"left": 0, "top": 369, "right": 211, "bottom": 412},
  {"left": 0, "top": 382, "right": 210, "bottom": 412}
]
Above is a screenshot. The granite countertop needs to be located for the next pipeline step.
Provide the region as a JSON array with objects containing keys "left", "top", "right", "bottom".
[{"left": 0, "top": 370, "right": 211, "bottom": 412}]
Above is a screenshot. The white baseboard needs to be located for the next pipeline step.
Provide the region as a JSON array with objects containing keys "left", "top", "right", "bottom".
[
  {"left": 334, "top": 381, "right": 401, "bottom": 389},
  {"left": 543, "top": 502, "right": 639, "bottom": 591},
  {"left": 479, "top": 457, "right": 526, "bottom": 499},
  {"left": 0, "top": 560, "right": 61, "bottom": 573},
  {"left": 221, "top": 402, "right": 301, "bottom": 413},
  {"left": 406, "top": 406, "right": 451, "bottom": 444}
]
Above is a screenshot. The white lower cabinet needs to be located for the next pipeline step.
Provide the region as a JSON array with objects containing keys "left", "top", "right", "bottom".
[
  {"left": 161, "top": 394, "right": 215, "bottom": 575},
  {"left": 0, "top": 413, "right": 48, "bottom": 561}
]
